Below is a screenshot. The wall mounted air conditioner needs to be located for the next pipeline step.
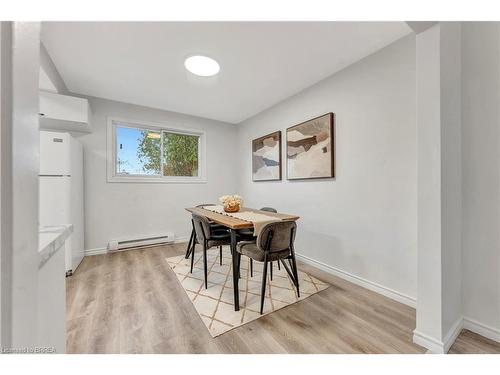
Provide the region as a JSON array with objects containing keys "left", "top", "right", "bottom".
[
  {"left": 107, "top": 232, "right": 175, "bottom": 252},
  {"left": 39, "top": 91, "right": 92, "bottom": 133}
]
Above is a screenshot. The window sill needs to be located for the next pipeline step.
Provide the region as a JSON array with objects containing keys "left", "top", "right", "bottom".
[{"left": 107, "top": 176, "right": 207, "bottom": 184}]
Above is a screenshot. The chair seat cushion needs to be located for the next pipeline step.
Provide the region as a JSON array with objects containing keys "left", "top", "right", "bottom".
[
  {"left": 237, "top": 228, "right": 254, "bottom": 235},
  {"left": 211, "top": 229, "right": 230, "bottom": 239},
  {"left": 208, "top": 239, "right": 230, "bottom": 247},
  {"left": 207, "top": 229, "right": 230, "bottom": 247},
  {"left": 208, "top": 229, "right": 231, "bottom": 247},
  {"left": 210, "top": 223, "right": 225, "bottom": 230},
  {"left": 236, "top": 241, "right": 290, "bottom": 262},
  {"left": 236, "top": 228, "right": 255, "bottom": 241}
]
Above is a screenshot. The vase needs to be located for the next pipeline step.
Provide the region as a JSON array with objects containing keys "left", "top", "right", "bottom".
[{"left": 223, "top": 202, "right": 240, "bottom": 213}]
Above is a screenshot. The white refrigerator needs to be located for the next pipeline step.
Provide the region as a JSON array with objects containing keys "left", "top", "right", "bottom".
[{"left": 39, "top": 130, "right": 85, "bottom": 275}]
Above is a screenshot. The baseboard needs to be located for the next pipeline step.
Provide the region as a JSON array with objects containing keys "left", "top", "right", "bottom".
[
  {"left": 84, "top": 247, "right": 108, "bottom": 256},
  {"left": 443, "top": 317, "right": 465, "bottom": 353},
  {"left": 84, "top": 236, "right": 190, "bottom": 257},
  {"left": 413, "top": 316, "right": 474, "bottom": 353},
  {"left": 413, "top": 316, "right": 500, "bottom": 353},
  {"left": 295, "top": 253, "right": 416, "bottom": 308},
  {"left": 463, "top": 317, "right": 500, "bottom": 343},
  {"left": 413, "top": 330, "right": 446, "bottom": 354}
]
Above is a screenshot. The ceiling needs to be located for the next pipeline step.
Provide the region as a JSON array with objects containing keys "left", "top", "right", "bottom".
[
  {"left": 39, "top": 67, "right": 57, "bottom": 92},
  {"left": 41, "top": 22, "right": 412, "bottom": 124}
]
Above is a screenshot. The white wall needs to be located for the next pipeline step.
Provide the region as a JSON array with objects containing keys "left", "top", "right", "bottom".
[
  {"left": 236, "top": 35, "right": 418, "bottom": 302},
  {"left": 414, "top": 24, "right": 443, "bottom": 343},
  {"left": 413, "top": 23, "right": 464, "bottom": 353},
  {"left": 440, "top": 22, "right": 463, "bottom": 341},
  {"left": 78, "top": 97, "right": 238, "bottom": 251},
  {"left": 461, "top": 22, "right": 500, "bottom": 336},
  {"left": 413, "top": 22, "right": 500, "bottom": 350},
  {"left": 40, "top": 42, "right": 68, "bottom": 94},
  {"left": 0, "top": 20, "right": 8, "bottom": 348},
  {"left": 0, "top": 22, "right": 41, "bottom": 350}
]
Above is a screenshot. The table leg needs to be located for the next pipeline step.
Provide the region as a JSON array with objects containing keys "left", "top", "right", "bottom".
[{"left": 230, "top": 229, "right": 239, "bottom": 311}]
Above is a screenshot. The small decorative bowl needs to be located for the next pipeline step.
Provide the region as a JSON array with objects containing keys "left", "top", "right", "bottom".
[{"left": 224, "top": 202, "right": 240, "bottom": 213}]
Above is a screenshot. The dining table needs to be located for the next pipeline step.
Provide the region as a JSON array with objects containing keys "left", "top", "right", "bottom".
[{"left": 185, "top": 206, "right": 300, "bottom": 311}]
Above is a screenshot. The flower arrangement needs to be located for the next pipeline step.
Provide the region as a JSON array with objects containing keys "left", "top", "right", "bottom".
[{"left": 219, "top": 194, "right": 243, "bottom": 213}]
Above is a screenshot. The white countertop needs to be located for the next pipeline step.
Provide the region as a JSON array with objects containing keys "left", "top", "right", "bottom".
[{"left": 39, "top": 225, "right": 73, "bottom": 268}]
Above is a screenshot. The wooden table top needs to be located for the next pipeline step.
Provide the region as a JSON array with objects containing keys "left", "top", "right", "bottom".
[{"left": 185, "top": 206, "right": 300, "bottom": 229}]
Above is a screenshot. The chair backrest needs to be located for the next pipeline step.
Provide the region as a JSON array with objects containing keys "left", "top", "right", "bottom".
[
  {"left": 192, "top": 214, "right": 212, "bottom": 243},
  {"left": 260, "top": 207, "right": 277, "bottom": 213},
  {"left": 257, "top": 221, "right": 297, "bottom": 253}
]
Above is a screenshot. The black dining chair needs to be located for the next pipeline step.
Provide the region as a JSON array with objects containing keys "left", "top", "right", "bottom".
[
  {"left": 236, "top": 221, "right": 300, "bottom": 314},
  {"left": 237, "top": 207, "right": 280, "bottom": 278},
  {"left": 191, "top": 214, "right": 231, "bottom": 289},
  {"left": 185, "top": 204, "right": 225, "bottom": 259}
]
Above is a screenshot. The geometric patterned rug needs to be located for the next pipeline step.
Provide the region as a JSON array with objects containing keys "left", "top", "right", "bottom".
[{"left": 166, "top": 245, "right": 329, "bottom": 337}]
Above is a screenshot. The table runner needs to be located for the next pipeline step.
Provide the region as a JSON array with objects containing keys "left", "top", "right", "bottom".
[{"left": 202, "top": 205, "right": 281, "bottom": 236}]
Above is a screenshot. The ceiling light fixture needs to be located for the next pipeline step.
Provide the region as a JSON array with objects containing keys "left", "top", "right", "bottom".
[{"left": 184, "top": 55, "right": 220, "bottom": 77}]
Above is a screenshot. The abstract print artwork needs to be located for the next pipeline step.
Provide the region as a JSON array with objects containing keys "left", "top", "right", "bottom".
[
  {"left": 252, "top": 131, "right": 282, "bottom": 181},
  {"left": 286, "top": 113, "right": 335, "bottom": 179}
]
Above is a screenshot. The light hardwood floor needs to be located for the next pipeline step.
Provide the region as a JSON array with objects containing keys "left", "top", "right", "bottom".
[
  {"left": 449, "top": 330, "right": 500, "bottom": 354},
  {"left": 66, "top": 243, "right": 500, "bottom": 354}
]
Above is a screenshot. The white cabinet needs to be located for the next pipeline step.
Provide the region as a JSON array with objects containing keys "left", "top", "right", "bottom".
[
  {"left": 37, "top": 229, "right": 69, "bottom": 353},
  {"left": 39, "top": 91, "right": 92, "bottom": 133}
]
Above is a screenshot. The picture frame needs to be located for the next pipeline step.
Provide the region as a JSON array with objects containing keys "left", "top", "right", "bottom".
[
  {"left": 286, "top": 113, "right": 335, "bottom": 180},
  {"left": 252, "top": 130, "right": 282, "bottom": 181}
]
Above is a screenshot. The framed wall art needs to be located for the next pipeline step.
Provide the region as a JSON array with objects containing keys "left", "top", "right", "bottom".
[
  {"left": 286, "top": 113, "right": 335, "bottom": 180},
  {"left": 252, "top": 131, "right": 282, "bottom": 181}
]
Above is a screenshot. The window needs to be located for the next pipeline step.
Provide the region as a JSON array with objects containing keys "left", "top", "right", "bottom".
[
  {"left": 116, "top": 126, "right": 161, "bottom": 176},
  {"left": 107, "top": 118, "right": 205, "bottom": 183}
]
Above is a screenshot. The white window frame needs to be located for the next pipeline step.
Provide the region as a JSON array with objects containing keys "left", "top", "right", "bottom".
[{"left": 107, "top": 116, "right": 207, "bottom": 183}]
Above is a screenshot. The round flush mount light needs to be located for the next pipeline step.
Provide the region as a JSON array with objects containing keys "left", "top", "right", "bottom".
[{"left": 184, "top": 55, "right": 220, "bottom": 77}]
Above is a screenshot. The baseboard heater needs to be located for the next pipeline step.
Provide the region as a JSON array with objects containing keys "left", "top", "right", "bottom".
[{"left": 107, "top": 232, "right": 174, "bottom": 252}]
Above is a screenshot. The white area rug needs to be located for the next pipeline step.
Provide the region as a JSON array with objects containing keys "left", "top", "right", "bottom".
[{"left": 166, "top": 246, "right": 329, "bottom": 337}]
